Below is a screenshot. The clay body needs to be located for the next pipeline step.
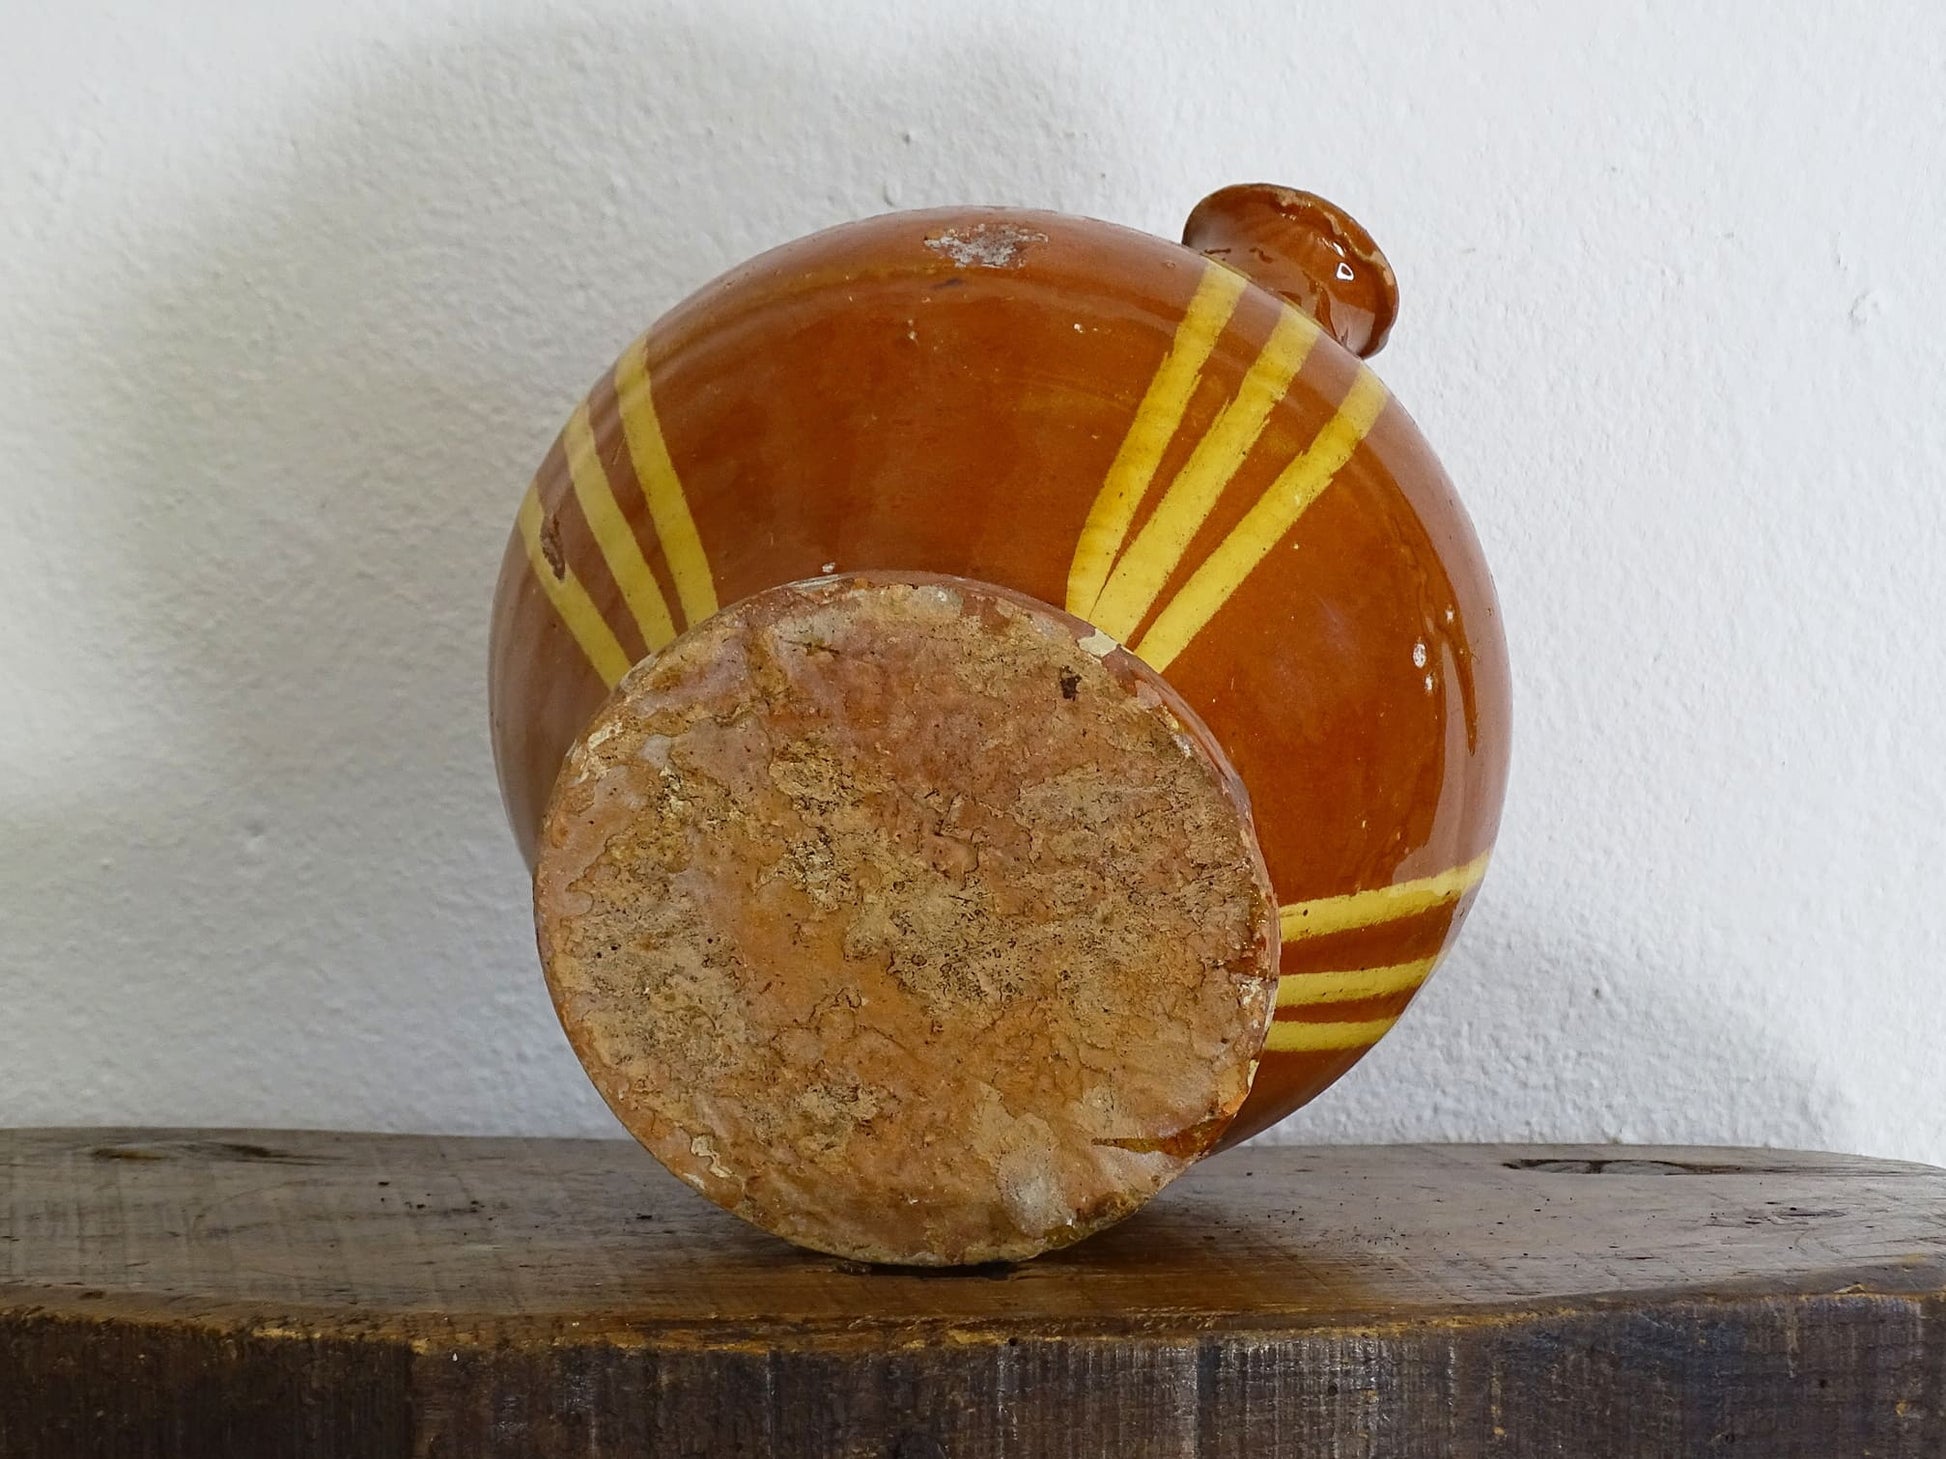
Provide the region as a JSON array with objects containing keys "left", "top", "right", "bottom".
[{"left": 490, "top": 185, "right": 1510, "bottom": 1258}]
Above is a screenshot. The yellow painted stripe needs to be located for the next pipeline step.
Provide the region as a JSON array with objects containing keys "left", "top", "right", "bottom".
[
  {"left": 1135, "top": 368, "right": 1391, "bottom": 670},
  {"left": 1279, "top": 849, "right": 1492, "bottom": 943},
  {"left": 1066, "top": 263, "right": 1248, "bottom": 620},
  {"left": 564, "top": 400, "right": 678, "bottom": 653},
  {"left": 1090, "top": 305, "right": 1323, "bottom": 641},
  {"left": 517, "top": 486, "right": 633, "bottom": 688},
  {"left": 1264, "top": 1016, "right": 1399, "bottom": 1054},
  {"left": 1276, "top": 956, "right": 1439, "bottom": 1008},
  {"left": 614, "top": 338, "right": 718, "bottom": 627}
]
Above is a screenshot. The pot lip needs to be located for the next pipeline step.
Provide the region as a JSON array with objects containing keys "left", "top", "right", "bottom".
[{"left": 1182, "top": 183, "right": 1400, "bottom": 358}]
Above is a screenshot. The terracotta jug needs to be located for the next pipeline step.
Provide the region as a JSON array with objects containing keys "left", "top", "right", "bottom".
[{"left": 489, "top": 184, "right": 1510, "bottom": 1264}]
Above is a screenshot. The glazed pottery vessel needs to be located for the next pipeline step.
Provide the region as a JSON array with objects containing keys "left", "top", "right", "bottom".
[{"left": 489, "top": 184, "right": 1510, "bottom": 1263}]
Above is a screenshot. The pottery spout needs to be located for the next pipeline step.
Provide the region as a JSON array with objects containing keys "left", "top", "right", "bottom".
[{"left": 1183, "top": 183, "right": 1400, "bottom": 358}]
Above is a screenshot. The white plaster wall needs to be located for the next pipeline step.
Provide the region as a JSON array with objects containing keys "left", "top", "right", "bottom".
[{"left": 3, "top": 0, "right": 1942, "bottom": 1160}]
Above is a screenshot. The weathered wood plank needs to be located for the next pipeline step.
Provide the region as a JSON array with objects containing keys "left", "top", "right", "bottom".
[{"left": 4, "top": 1130, "right": 1944, "bottom": 1456}]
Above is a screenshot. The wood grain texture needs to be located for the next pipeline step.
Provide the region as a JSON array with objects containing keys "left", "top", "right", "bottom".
[{"left": 4, "top": 1130, "right": 1945, "bottom": 1456}]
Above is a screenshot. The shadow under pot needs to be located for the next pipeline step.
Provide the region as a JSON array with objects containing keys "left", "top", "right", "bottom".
[{"left": 487, "top": 183, "right": 1511, "bottom": 1265}]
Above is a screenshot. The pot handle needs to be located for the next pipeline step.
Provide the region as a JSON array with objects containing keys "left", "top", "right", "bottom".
[{"left": 1183, "top": 184, "right": 1400, "bottom": 358}]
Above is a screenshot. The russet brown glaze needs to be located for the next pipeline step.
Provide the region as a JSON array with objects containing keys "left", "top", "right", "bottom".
[{"left": 489, "top": 184, "right": 1511, "bottom": 1240}]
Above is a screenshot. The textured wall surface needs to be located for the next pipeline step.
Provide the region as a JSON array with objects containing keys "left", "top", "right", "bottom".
[{"left": 3, "top": 1, "right": 1942, "bottom": 1159}]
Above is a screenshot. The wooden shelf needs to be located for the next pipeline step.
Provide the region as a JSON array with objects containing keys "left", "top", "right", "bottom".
[{"left": 4, "top": 1129, "right": 1943, "bottom": 1455}]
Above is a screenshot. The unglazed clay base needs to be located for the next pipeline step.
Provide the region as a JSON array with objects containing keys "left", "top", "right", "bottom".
[{"left": 534, "top": 574, "right": 1278, "bottom": 1264}]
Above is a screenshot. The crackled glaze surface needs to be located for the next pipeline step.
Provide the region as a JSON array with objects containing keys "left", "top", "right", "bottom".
[{"left": 490, "top": 187, "right": 1510, "bottom": 1147}]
